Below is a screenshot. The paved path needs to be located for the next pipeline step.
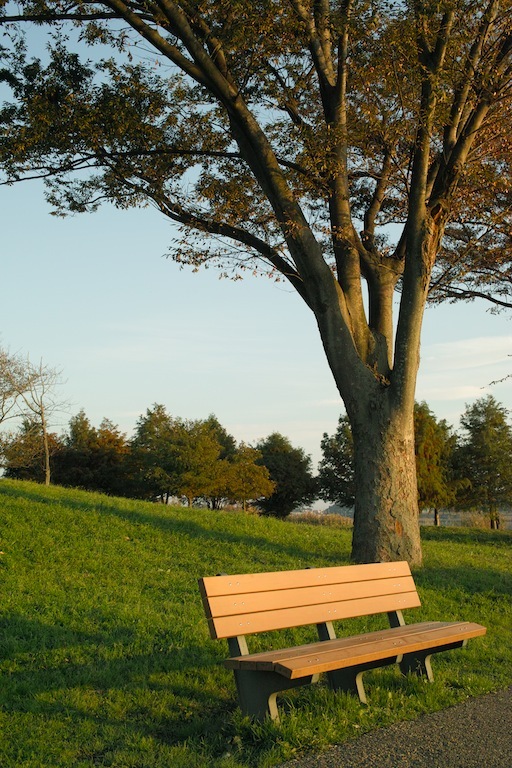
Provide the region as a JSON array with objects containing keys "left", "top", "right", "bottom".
[{"left": 278, "top": 687, "right": 512, "bottom": 768}]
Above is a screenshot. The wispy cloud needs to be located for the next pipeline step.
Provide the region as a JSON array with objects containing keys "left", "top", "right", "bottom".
[
  {"left": 417, "top": 335, "right": 512, "bottom": 421},
  {"left": 416, "top": 383, "right": 491, "bottom": 402},
  {"left": 422, "top": 335, "right": 512, "bottom": 371}
]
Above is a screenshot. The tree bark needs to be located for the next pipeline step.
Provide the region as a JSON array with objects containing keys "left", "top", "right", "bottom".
[{"left": 349, "top": 398, "right": 422, "bottom": 566}]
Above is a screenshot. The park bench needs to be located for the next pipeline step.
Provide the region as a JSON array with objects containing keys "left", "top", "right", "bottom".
[{"left": 198, "top": 561, "right": 486, "bottom": 721}]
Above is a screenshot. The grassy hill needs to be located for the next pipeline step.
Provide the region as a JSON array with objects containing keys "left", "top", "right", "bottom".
[{"left": 1, "top": 479, "right": 511, "bottom": 767}]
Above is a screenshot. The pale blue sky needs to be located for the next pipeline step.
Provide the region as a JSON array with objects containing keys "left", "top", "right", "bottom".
[{"left": 2, "top": 179, "right": 511, "bottom": 467}]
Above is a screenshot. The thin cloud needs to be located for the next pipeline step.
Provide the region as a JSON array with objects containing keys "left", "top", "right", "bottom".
[{"left": 422, "top": 335, "right": 512, "bottom": 371}]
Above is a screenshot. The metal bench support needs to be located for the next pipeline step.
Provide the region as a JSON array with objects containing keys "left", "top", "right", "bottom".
[{"left": 233, "top": 668, "right": 318, "bottom": 721}]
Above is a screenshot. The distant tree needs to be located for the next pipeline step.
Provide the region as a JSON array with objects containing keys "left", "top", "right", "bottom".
[
  {"left": 319, "top": 404, "right": 459, "bottom": 524},
  {"left": 53, "top": 410, "right": 98, "bottom": 489},
  {"left": 198, "top": 415, "right": 238, "bottom": 509},
  {"left": 129, "top": 404, "right": 182, "bottom": 502},
  {"left": 176, "top": 420, "right": 224, "bottom": 506},
  {"left": 224, "top": 443, "right": 275, "bottom": 513},
  {"left": 318, "top": 415, "right": 355, "bottom": 509},
  {"left": 414, "top": 402, "right": 458, "bottom": 526},
  {"left": 453, "top": 396, "right": 512, "bottom": 529},
  {"left": 2, "top": 417, "right": 62, "bottom": 482},
  {"left": 57, "top": 415, "right": 130, "bottom": 496},
  {"left": 129, "top": 408, "right": 254, "bottom": 506},
  {"left": 93, "top": 418, "right": 130, "bottom": 496},
  {"left": 203, "top": 414, "right": 237, "bottom": 460},
  {"left": 256, "top": 433, "right": 317, "bottom": 518},
  {"left": 2, "top": 356, "right": 66, "bottom": 485}
]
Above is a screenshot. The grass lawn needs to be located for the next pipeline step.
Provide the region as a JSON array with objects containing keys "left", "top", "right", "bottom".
[{"left": 1, "top": 479, "right": 511, "bottom": 767}]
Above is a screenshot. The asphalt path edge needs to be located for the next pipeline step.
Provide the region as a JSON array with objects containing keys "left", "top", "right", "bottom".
[{"left": 278, "top": 686, "right": 512, "bottom": 768}]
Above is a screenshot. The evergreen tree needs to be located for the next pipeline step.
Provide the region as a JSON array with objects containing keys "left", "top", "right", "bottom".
[
  {"left": 129, "top": 404, "right": 182, "bottom": 502},
  {"left": 203, "top": 414, "right": 237, "bottom": 460},
  {"left": 453, "top": 396, "right": 512, "bottom": 529},
  {"left": 414, "top": 402, "right": 457, "bottom": 526},
  {"left": 318, "top": 415, "right": 355, "bottom": 509},
  {"left": 176, "top": 420, "right": 223, "bottom": 506},
  {"left": 53, "top": 410, "right": 98, "bottom": 489},
  {"left": 53, "top": 411, "right": 130, "bottom": 494},
  {"left": 92, "top": 418, "right": 130, "bottom": 496},
  {"left": 256, "top": 433, "right": 317, "bottom": 517}
]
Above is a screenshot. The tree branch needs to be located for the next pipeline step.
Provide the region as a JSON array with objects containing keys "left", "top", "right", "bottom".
[{"left": 431, "top": 286, "right": 512, "bottom": 309}]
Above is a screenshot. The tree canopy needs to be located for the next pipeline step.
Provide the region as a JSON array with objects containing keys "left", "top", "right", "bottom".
[
  {"left": 1, "top": 1, "right": 510, "bottom": 307},
  {"left": 1, "top": 0, "right": 511, "bottom": 564}
]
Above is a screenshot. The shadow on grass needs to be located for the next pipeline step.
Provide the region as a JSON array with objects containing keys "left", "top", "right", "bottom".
[
  {"left": 415, "top": 564, "right": 512, "bottom": 597},
  {"left": 419, "top": 528, "right": 512, "bottom": 596},
  {"left": 0, "top": 613, "right": 115, "bottom": 658},
  {"left": 3, "top": 480, "right": 510, "bottom": 753},
  {"left": 0, "top": 611, "right": 232, "bottom": 747},
  {"left": 421, "top": 526, "right": 512, "bottom": 547}
]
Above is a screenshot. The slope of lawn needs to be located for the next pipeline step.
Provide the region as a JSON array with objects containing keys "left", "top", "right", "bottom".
[{"left": 0, "top": 479, "right": 511, "bottom": 767}]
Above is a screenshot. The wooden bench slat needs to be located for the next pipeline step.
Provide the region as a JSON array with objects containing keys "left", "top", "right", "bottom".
[
  {"left": 207, "top": 589, "right": 421, "bottom": 639},
  {"left": 276, "top": 622, "right": 487, "bottom": 679},
  {"left": 199, "top": 561, "right": 412, "bottom": 599},
  {"left": 225, "top": 621, "right": 487, "bottom": 679},
  {"left": 224, "top": 621, "right": 445, "bottom": 670},
  {"left": 205, "top": 575, "right": 417, "bottom": 620}
]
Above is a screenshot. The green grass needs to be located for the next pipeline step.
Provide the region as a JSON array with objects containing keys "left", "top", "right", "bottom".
[{"left": 0, "top": 479, "right": 511, "bottom": 768}]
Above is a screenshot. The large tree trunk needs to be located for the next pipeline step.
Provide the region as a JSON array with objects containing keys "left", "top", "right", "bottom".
[{"left": 350, "top": 399, "right": 422, "bottom": 566}]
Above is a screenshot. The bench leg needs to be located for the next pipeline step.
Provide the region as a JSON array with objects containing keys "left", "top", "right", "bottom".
[
  {"left": 399, "top": 651, "right": 434, "bottom": 681},
  {"left": 232, "top": 670, "right": 318, "bottom": 722},
  {"left": 399, "top": 639, "right": 467, "bottom": 682},
  {"left": 327, "top": 657, "right": 398, "bottom": 704},
  {"left": 326, "top": 668, "right": 367, "bottom": 704}
]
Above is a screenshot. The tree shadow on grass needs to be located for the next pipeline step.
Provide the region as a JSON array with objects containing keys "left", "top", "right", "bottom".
[
  {"left": 0, "top": 613, "right": 115, "bottom": 659},
  {"left": 0, "top": 611, "right": 234, "bottom": 748},
  {"left": 421, "top": 526, "right": 512, "bottom": 547},
  {"left": 418, "top": 529, "right": 512, "bottom": 597},
  {"left": 415, "top": 564, "right": 512, "bottom": 597}
]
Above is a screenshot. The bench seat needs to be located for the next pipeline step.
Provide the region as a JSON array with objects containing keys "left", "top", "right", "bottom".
[
  {"left": 225, "top": 620, "right": 486, "bottom": 679},
  {"left": 199, "top": 562, "right": 487, "bottom": 720}
]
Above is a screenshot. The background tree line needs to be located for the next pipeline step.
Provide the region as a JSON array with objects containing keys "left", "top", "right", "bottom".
[
  {"left": 0, "top": 401, "right": 317, "bottom": 515},
  {"left": 2, "top": 343, "right": 511, "bottom": 527}
]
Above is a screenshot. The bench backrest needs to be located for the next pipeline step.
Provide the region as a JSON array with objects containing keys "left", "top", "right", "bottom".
[{"left": 199, "top": 561, "right": 420, "bottom": 640}]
